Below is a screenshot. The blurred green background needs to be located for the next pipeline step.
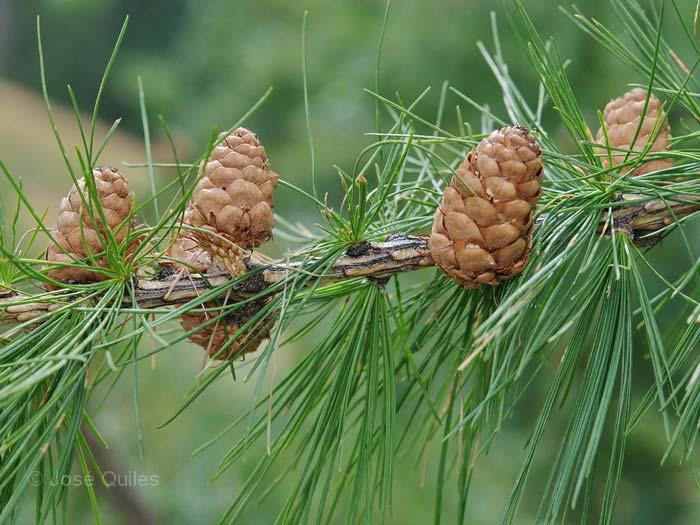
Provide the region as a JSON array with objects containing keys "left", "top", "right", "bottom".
[{"left": 1, "top": 0, "right": 699, "bottom": 523}]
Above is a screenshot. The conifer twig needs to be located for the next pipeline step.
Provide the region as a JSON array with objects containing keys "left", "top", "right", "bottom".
[{"left": 1, "top": 194, "right": 698, "bottom": 325}]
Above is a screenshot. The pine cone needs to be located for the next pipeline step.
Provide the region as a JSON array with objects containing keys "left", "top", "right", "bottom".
[
  {"left": 46, "top": 167, "right": 133, "bottom": 285},
  {"left": 596, "top": 88, "right": 672, "bottom": 176},
  {"left": 165, "top": 233, "right": 216, "bottom": 274},
  {"left": 186, "top": 128, "right": 279, "bottom": 276},
  {"left": 164, "top": 207, "right": 221, "bottom": 274},
  {"left": 429, "top": 126, "right": 543, "bottom": 288},
  {"left": 181, "top": 299, "right": 274, "bottom": 360}
]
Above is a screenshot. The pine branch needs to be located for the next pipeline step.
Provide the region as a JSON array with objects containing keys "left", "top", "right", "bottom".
[
  {"left": 1, "top": 194, "right": 698, "bottom": 325},
  {"left": 3, "top": 3, "right": 700, "bottom": 523}
]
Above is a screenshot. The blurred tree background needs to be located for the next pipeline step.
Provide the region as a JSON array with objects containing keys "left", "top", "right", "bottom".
[{"left": 0, "top": 0, "right": 699, "bottom": 523}]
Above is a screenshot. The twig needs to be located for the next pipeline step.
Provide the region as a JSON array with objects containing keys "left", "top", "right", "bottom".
[{"left": 1, "top": 195, "right": 698, "bottom": 325}]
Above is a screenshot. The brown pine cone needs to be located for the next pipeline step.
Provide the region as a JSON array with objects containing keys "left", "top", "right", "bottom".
[
  {"left": 429, "top": 126, "right": 543, "bottom": 288},
  {"left": 163, "top": 206, "right": 222, "bottom": 274},
  {"left": 46, "top": 167, "right": 133, "bottom": 285},
  {"left": 185, "top": 128, "right": 278, "bottom": 276},
  {"left": 181, "top": 299, "right": 274, "bottom": 360},
  {"left": 166, "top": 233, "right": 213, "bottom": 274},
  {"left": 596, "top": 88, "right": 672, "bottom": 176}
]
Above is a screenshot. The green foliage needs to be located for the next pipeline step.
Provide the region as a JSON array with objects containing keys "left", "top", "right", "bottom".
[{"left": 1, "top": 1, "right": 700, "bottom": 524}]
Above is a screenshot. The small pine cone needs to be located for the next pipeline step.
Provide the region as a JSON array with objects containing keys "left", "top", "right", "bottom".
[
  {"left": 181, "top": 299, "right": 274, "bottom": 360},
  {"left": 186, "top": 128, "right": 279, "bottom": 275},
  {"left": 46, "top": 167, "right": 133, "bottom": 285},
  {"left": 596, "top": 88, "right": 672, "bottom": 176},
  {"left": 164, "top": 206, "right": 222, "bottom": 275},
  {"left": 166, "top": 233, "right": 214, "bottom": 274},
  {"left": 429, "top": 126, "right": 543, "bottom": 288}
]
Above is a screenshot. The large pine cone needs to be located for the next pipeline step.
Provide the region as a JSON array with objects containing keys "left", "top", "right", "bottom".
[
  {"left": 429, "top": 126, "right": 543, "bottom": 288},
  {"left": 596, "top": 88, "right": 672, "bottom": 176},
  {"left": 46, "top": 167, "right": 133, "bottom": 284},
  {"left": 181, "top": 299, "right": 274, "bottom": 360},
  {"left": 185, "top": 128, "right": 278, "bottom": 275}
]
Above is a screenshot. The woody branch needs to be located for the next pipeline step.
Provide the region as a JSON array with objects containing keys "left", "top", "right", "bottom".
[{"left": 1, "top": 193, "right": 698, "bottom": 325}]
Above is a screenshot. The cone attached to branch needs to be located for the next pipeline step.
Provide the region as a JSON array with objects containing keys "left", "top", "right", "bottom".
[
  {"left": 596, "top": 88, "right": 672, "bottom": 176},
  {"left": 185, "top": 127, "right": 279, "bottom": 276},
  {"left": 429, "top": 126, "right": 543, "bottom": 288},
  {"left": 169, "top": 127, "right": 281, "bottom": 359},
  {"left": 166, "top": 226, "right": 273, "bottom": 359},
  {"left": 166, "top": 232, "right": 214, "bottom": 274},
  {"left": 164, "top": 208, "right": 223, "bottom": 275},
  {"left": 46, "top": 166, "right": 133, "bottom": 285},
  {"left": 180, "top": 299, "right": 274, "bottom": 360}
]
